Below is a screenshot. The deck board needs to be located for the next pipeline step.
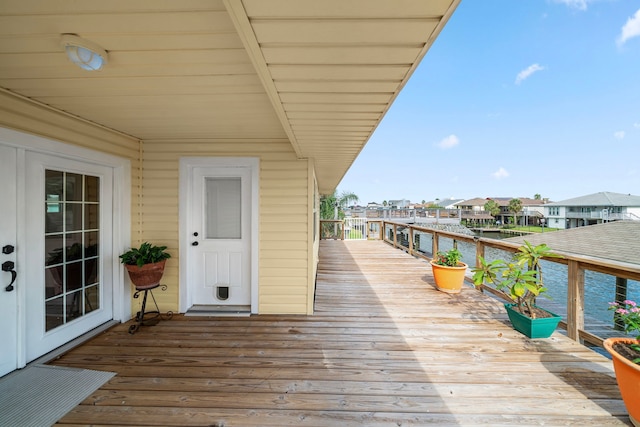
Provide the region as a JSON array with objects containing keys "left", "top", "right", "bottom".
[{"left": 51, "top": 240, "right": 631, "bottom": 426}]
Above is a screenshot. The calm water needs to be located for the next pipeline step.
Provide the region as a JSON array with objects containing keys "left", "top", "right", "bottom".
[{"left": 416, "top": 232, "right": 640, "bottom": 329}]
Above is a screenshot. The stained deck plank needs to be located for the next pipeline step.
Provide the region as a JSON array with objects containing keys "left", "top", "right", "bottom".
[{"left": 51, "top": 240, "right": 631, "bottom": 426}]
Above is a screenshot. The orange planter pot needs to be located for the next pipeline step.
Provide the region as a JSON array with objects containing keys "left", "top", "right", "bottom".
[
  {"left": 604, "top": 337, "right": 640, "bottom": 427},
  {"left": 124, "top": 259, "right": 166, "bottom": 290},
  {"left": 430, "top": 261, "right": 468, "bottom": 294}
]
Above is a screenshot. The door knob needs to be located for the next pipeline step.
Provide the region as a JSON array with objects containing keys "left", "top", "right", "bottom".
[
  {"left": 2, "top": 261, "right": 16, "bottom": 292},
  {"left": 2, "top": 245, "right": 14, "bottom": 254},
  {"left": 192, "top": 241, "right": 199, "bottom": 246}
]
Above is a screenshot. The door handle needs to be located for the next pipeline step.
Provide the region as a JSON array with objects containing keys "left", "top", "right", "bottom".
[
  {"left": 192, "top": 241, "right": 199, "bottom": 246},
  {"left": 2, "top": 261, "right": 16, "bottom": 292}
]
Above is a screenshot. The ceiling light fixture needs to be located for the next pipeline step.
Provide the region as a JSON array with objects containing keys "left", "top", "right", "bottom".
[{"left": 60, "top": 34, "right": 108, "bottom": 71}]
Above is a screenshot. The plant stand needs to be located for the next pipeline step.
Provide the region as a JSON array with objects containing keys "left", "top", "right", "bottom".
[{"left": 129, "top": 283, "right": 173, "bottom": 334}]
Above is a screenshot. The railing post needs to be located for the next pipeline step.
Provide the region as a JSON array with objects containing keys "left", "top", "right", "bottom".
[
  {"left": 393, "top": 224, "right": 398, "bottom": 248},
  {"left": 409, "top": 226, "right": 414, "bottom": 256},
  {"left": 475, "top": 238, "right": 484, "bottom": 269},
  {"left": 432, "top": 232, "right": 439, "bottom": 258},
  {"left": 567, "top": 259, "right": 585, "bottom": 342}
]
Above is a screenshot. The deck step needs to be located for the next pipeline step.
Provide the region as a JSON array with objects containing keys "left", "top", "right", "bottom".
[{"left": 184, "top": 304, "right": 251, "bottom": 317}]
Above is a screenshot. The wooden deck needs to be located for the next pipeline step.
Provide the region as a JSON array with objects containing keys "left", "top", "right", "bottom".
[{"left": 51, "top": 240, "right": 631, "bottom": 426}]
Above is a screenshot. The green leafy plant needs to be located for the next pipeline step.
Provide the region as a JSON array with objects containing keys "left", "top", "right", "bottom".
[
  {"left": 119, "top": 242, "right": 171, "bottom": 267},
  {"left": 608, "top": 300, "right": 640, "bottom": 364},
  {"left": 433, "top": 248, "right": 463, "bottom": 267},
  {"left": 471, "top": 241, "right": 562, "bottom": 318}
]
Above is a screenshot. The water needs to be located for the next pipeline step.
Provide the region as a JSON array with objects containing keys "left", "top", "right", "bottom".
[{"left": 416, "top": 232, "right": 640, "bottom": 332}]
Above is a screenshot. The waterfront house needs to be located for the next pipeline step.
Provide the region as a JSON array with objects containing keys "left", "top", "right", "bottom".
[
  {"left": 388, "top": 199, "right": 412, "bottom": 209},
  {"left": 434, "top": 197, "right": 464, "bottom": 209},
  {"left": 544, "top": 191, "right": 640, "bottom": 229},
  {"left": 0, "top": 0, "right": 460, "bottom": 376},
  {"left": 455, "top": 197, "right": 495, "bottom": 226},
  {"left": 455, "top": 196, "right": 545, "bottom": 226}
]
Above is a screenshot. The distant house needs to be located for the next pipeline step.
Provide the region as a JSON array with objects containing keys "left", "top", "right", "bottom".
[
  {"left": 489, "top": 197, "right": 544, "bottom": 226},
  {"left": 389, "top": 199, "right": 411, "bottom": 209},
  {"left": 456, "top": 198, "right": 489, "bottom": 212},
  {"left": 456, "top": 198, "right": 494, "bottom": 225},
  {"left": 544, "top": 192, "right": 640, "bottom": 229},
  {"left": 456, "top": 197, "right": 545, "bottom": 226},
  {"left": 436, "top": 198, "right": 464, "bottom": 209}
]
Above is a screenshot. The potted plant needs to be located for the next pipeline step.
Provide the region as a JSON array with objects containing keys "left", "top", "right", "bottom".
[
  {"left": 471, "top": 241, "right": 563, "bottom": 338},
  {"left": 604, "top": 300, "right": 640, "bottom": 427},
  {"left": 430, "top": 248, "right": 467, "bottom": 294},
  {"left": 119, "top": 242, "right": 171, "bottom": 289}
]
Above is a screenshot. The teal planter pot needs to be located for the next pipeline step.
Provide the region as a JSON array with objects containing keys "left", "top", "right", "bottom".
[{"left": 504, "top": 303, "right": 562, "bottom": 339}]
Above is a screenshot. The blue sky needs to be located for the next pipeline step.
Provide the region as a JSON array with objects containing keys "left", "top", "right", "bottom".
[{"left": 338, "top": 0, "right": 640, "bottom": 205}]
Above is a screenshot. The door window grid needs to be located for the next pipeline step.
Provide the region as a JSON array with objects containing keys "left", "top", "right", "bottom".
[{"left": 44, "top": 170, "right": 100, "bottom": 331}]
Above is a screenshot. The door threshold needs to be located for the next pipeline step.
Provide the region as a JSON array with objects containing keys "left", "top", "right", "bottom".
[
  {"left": 185, "top": 305, "right": 251, "bottom": 317},
  {"left": 30, "top": 320, "right": 119, "bottom": 366}
]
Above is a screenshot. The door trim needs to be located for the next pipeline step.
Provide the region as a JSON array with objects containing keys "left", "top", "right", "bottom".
[
  {"left": 179, "top": 157, "right": 259, "bottom": 313},
  {"left": 0, "top": 127, "right": 131, "bottom": 368}
]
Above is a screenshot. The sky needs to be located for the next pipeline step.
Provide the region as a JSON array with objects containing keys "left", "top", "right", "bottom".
[{"left": 337, "top": 0, "right": 640, "bottom": 205}]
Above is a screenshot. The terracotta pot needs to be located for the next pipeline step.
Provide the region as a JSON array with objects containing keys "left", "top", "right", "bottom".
[
  {"left": 430, "top": 261, "right": 467, "bottom": 294},
  {"left": 603, "top": 337, "right": 640, "bottom": 427},
  {"left": 124, "top": 259, "right": 166, "bottom": 290}
]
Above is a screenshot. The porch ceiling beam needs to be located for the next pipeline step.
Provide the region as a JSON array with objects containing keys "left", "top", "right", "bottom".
[{"left": 223, "top": 0, "right": 303, "bottom": 159}]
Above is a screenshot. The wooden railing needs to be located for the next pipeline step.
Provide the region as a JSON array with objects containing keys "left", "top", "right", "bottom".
[
  {"left": 320, "top": 219, "right": 383, "bottom": 240},
  {"left": 320, "top": 219, "right": 640, "bottom": 347}
]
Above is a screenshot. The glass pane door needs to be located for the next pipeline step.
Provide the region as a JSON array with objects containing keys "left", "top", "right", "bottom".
[
  {"left": 44, "top": 170, "right": 100, "bottom": 331},
  {"left": 205, "top": 177, "right": 241, "bottom": 239}
]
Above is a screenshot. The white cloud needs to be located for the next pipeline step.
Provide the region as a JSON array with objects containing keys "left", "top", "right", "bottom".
[
  {"left": 436, "top": 134, "right": 460, "bottom": 149},
  {"left": 617, "top": 9, "right": 640, "bottom": 46},
  {"left": 515, "top": 64, "right": 545, "bottom": 85},
  {"left": 553, "top": 0, "right": 588, "bottom": 11},
  {"left": 492, "top": 167, "right": 509, "bottom": 179},
  {"left": 614, "top": 130, "right": 626, "bottom": 140},
  {"left": 634, "top": 122, "right": 640, "bottom": 128}
]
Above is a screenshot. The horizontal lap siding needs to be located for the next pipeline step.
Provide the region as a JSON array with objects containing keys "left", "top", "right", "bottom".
[
  {"left": 142, "top": 139, "right": 311, "bottom": 314},
  {"left": 0, "top": 91, "right": 145, "bottom": 317},
  {"left": 0, "top": 91, "right": 142, "bottom": 247}
]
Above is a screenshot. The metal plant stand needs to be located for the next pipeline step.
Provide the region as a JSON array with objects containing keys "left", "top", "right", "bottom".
[{"left": 129, "top": 283, "right": 173, "bottom": 334}]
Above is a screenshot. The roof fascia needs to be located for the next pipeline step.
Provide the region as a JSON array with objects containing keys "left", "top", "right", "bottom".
[{"left": 223, "top": 0, "right": 303, "bottom": 158}]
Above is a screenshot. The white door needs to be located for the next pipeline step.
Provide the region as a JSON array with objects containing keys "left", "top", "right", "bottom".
[
  {"left": 185, "top": 165, "right": 253, "bottom": 308},
  {"left": 0, "top": 150, "right": 115, "bottom": 367},
  {"left": 190, "top": 167, "right": 251, "bottom": 306},
  {"left": 24, "top": 152, "right": 114, "bottom": 361},
  {"left": 0, "top": 145, "right": 18, "bottom": 377}
]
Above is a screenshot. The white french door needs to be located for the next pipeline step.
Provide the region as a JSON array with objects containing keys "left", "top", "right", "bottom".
[
  {"left": 0, "top": 141, "right": 115, "bottom": 376},
  {"left": 0, "top": 145, "right": 18, "bottom": 377},
  {"left": 25, "top": 152, "right": 114, "bottom": 361}
]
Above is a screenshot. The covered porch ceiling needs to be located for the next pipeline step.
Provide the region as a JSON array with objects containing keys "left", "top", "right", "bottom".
[{"left": 0, "top": 0, "right": 459, "bottom": 194}]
